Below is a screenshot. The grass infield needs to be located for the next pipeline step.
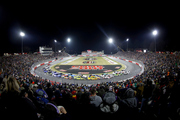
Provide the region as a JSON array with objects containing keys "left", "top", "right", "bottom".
[{"left": 50, "top": 57, "right": 126, "bottom": 75}]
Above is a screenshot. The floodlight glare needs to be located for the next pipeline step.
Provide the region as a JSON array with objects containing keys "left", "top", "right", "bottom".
[
  {"left": 67, "top": 38, "right": 71, "bottom": 42},
  {"left": 109, "top": 38, "right": 113, "bottom": 43},
  {"left": 152, "top": 30, "right": 158, "bottom": 36},
  {"left": 20, "top": 32, "right": 25, "bottom": 36},
  {"left": 143, "top": 49, "right": 147, "bottom": 53}
]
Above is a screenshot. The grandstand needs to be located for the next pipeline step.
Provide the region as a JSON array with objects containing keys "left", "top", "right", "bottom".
[
  {"left": 0, "top": 52, "right": 180, "bottom": 120},
  {"left": 39, "top": 46, "right": 53, "bottom": 56},
  {"left": 81, "top": 50, "right": 104, "bottom": 56}
]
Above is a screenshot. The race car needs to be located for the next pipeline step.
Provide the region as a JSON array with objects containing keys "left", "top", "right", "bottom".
[
  {"left": 114, "top": 71, "right": 123, "bottom": 76},
  {"left": 68, "top": 75, "right": 73, "bottom": 80},
  {"left": 101, "top": 73, "right": 108, "bottom": 78},
  {"left": 105, "top": 74, "right": 114, "bottom": 79},
  {"left": 52, "top": 72, "right": 62, "bottom": 77},
  {"left": 74, "top": 76, "right": 86, "bottom": 80},
  {"left": 45, "top": 66, "right": 49, "bottom": 69},
  {"left": 121, "top": 70, "right": 125, "bottom": 74},
  {"left": 88, "top": 75, "right": 100, "bottom": 80},
  {"left": 124, "top": 70, "right": 130, "bottom": 75},
  {"left": 82, "top": 75, "right": 88, "bottom": 79},
  {"left": 113, "top": 73, "right": 120, "bottom": 77},
  {"left": 101, "top": 73, "right": 114, "bottom": 79},
  {"left": 67, "top": 73, "right": 76, "bottom": 78},
  {"left": 46, "top": 70, "right": 52, "bottom": 75},
  {"left": 63, "top": 74, "right": 75, "bottom": 80},
  {"left": 43, "top": 69, "right": 48, "bottom": 73}
]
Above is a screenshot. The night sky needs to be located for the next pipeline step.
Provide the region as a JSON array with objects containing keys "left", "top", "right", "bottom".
[{"left": 0, "top": 2, "right": 179, "bottom": 55}]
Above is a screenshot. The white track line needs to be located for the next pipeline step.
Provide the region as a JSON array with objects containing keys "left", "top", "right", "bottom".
[{"left": 103, "top": 57, "right": 118, "bottom": 64}]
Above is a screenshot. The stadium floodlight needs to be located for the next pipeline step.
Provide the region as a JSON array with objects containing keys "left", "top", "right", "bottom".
[
  {"left": 20, "top": 32, "right": 25, "bottom": 37},
  {"left": 54, "top": 40, "right": 57, "bottom": 54},
  {"left": 126, "top": 38, "right": 129, "bottom": 51},
  {"left": 152, "top": 30, "right": 158, "bottom": 36},
  {"left": 109, "top": 38, "right": 113, "bottom": 43},
  {"left": 152, "top": 30, "right": 158, "bottom": 52},
  {"left": 20, "top": 32, "right": 25, "bottom": 54},
  {"left": 67, "top": 38, "right": 71, "bottom": 43}
]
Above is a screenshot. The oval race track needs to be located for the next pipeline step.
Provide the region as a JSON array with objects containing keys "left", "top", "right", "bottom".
[{"left": 34, "top": 56, "right": 142, "bottom": 85}]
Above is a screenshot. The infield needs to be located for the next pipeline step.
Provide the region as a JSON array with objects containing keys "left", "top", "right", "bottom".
[
  {"left": 50, "top": 57, "right": 126, "bottom": 75},
  {"left": 56, "top": 57, "right": 121, "bottom": 65}
]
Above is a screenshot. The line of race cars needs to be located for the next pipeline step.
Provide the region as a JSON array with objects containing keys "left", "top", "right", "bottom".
[{"left": 43, "top": 66, "right": 130, "bottom": 80}]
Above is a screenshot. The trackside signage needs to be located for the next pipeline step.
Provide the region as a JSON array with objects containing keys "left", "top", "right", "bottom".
[{"left": 70, "top": 65, "right": 104, "bottom": 70}]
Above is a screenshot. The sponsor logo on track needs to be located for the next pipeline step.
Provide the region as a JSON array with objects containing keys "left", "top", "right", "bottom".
[
  {"left": 60, "top": 69, "right": 67, "bottom": 72},
  {"left": 115, "top": 66, "right": 120, "bottom": 69},
  {"left": 78, "top": 72, "right": 89, "bottom": 74},
  {"left": 70, "top": 66, "right": 104, "bottom": 70},
  {"left": 103, "top": 70, "right": 112, "bottom": 72},
  {"left": 83, "top": 61, "right": 96, "bottom": 64},
  {"left": 55, "top": 66, "right": 60, "bottom": 69}
]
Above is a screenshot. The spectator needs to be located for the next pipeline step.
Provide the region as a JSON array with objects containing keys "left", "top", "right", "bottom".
[
  {"left": 35, "top": 85, "right": 49, "bottom": 110},
  {"left": 119, "top": 88, "right": 137, "bottom": 108},
  {"left": 42, "top": 101, "right": 70, "bottom": 120},
  {"left": 80, "top": 88, "right": 90, "bottom": 105},
  {"left": 100, "top": 87, "right": 119, "bottom": 114},
  {"left": 139, "top": 80, "right": 153, "bottom": 112},
  {"left": 1, "top": 74, "right": 8, "bottom": 91},
  {"left": 36, "top": 85, "right": 48, "bottom": 98},
  {"left": 89, "top": 89, "right": 102, "bottom": 107},
  {"left": 117, "top": 88, "right": 138, "bottom": 119},
  {"left": 1, "top": 76, "right": 38, "bottom": 120},
  {"left": 97, "top": 86, "right": 105, "bottom": 98},
  {"left": 21, "top": 89, "right": 39, "bottom": 120},
  {"left": 53, "top": 87, "right": 63, "bottom": 105},
  {"left": 76, "top": 89, "right": 82, "bottom": 104},
  {"left": 45, "top": 82, "right": 54, "bottom": 101}
]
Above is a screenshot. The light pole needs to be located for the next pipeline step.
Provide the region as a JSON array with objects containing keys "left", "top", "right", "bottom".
[
  {"left": 108, "top": 38, "right": 113, "bottom": 54},
  {"left": 152, "top": 30, "right": 158, "bottom": 52},
  {"left": 126, "top": 38, "right": 129, "bottom": 51},
  {"left": 66, "top": 38, "right": 71, "bottom": 53},
  {"left": 54, "top": 40, "right": 57, "bottom": 55},
  {"left": 20, "top": 32, "right": 25, "bottom": 54}
]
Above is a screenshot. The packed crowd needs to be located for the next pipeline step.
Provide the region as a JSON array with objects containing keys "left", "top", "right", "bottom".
[{"left": 0, "top": 52, "right": 180, "bottom": 120}]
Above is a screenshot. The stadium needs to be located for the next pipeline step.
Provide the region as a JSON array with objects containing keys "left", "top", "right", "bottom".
[{"left": 1, "top": 3, "right": 180, "bottom": 120}]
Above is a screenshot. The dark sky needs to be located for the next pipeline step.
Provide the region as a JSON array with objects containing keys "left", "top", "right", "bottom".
[{"left": 0, "top": 2, "right": 179, "bottom": 55}]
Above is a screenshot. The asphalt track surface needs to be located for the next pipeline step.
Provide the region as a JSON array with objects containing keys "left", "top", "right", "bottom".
[{"left": 34, "top": 56, "right": 142, "bottom": 84}]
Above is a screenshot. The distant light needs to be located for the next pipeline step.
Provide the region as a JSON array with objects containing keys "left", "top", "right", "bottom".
[
  {"left": 54, "top": 40, "right": 57, "bottom": 43},
  {"left": 143, "top": 49, "right": 147, "bottom": 53},
  {"left": 152, "top": 30, "right": 158, "bottom": 36},
  {"left": 20, "top": 32, "right": 25, "bottom": 37},
  {"left": 67, "top": 38, "right": 71, "bottom": 42},
  {"left": 109, "top": 38, "right": 113, "bottom": 43},
  {"left": 126, "top": 38, "right": 129, "bottom": 41}
]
